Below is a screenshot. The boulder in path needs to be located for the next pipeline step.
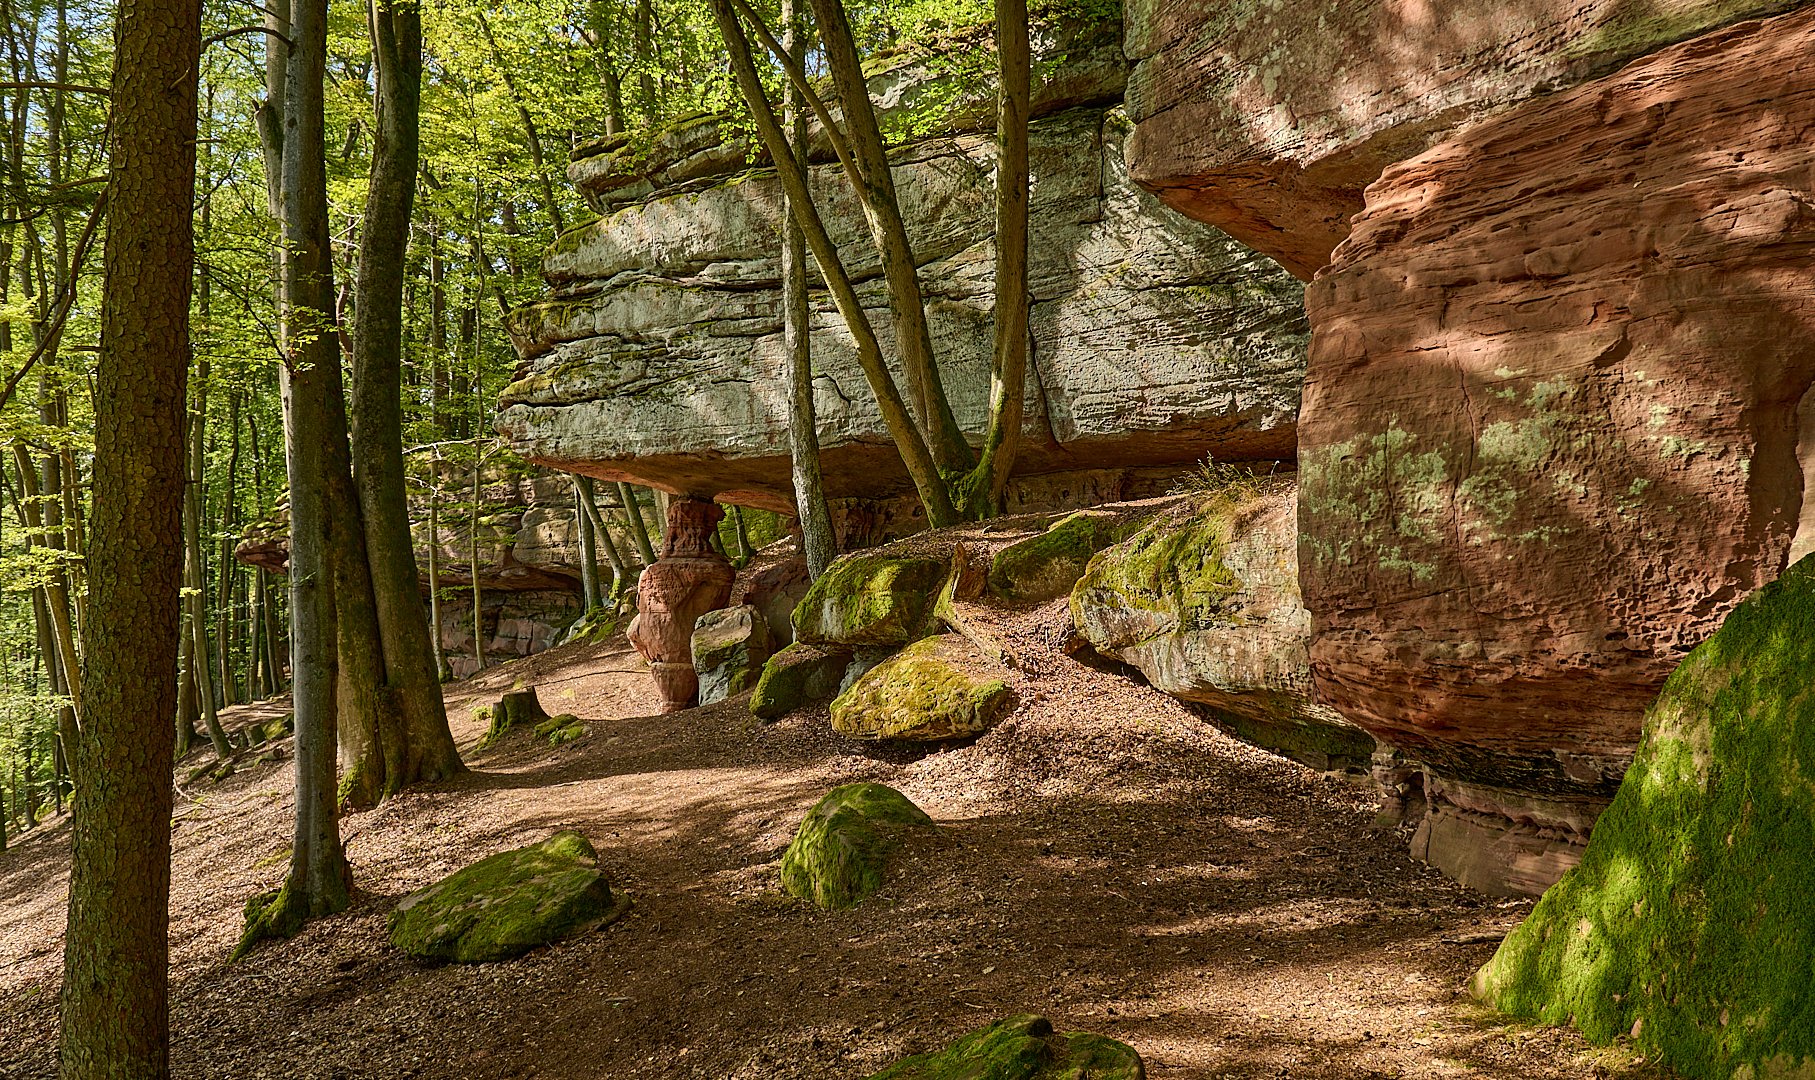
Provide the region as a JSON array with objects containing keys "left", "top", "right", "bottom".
[
  {"left": 749, "top": 641, "right": 853, "bottom": 721},
  {"left": 830, "top": 635, "right": 1013, "bottom": 741},
  {"left": 867, "top": 1015, "right": 1144, "bottom": 1079},
  {"left": 388, "top": 831, "right": 629, "bottom": 963},
  {"left": 1472, "top": 554, "right": 1815, "bottom": 1077},
  {"left": 691, "top": 604, "right": 774, "bottom": 705},
  {"left": 781, "top": 783, "right": 934, "bottom": 908},
  {"left": 792, "top": 553, "right": 948, "bottom": 648}
]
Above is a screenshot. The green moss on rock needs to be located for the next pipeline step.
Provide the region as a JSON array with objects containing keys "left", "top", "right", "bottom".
[
  {"left": 1069, "top": 497, "right": 1245, "bottom": 641},
  {"left": 750, "top": 641, "right": 852, "bottom": 721},
  {"left": 830, "top": 635, "right": 1012, "bottom": 741},
  {"left": 1472, "top": 553, "right": 1815, "bottom": 1077},
  {"left": 867, "top": 1014, "right": 1145, "bottom": 1079},
  {"left": 388, "top": 831, "right": 629, "bottom": 963},
  {"left": 988, "top": 512, "right": 1121, "bottom": 602},
  {"left": 792, "top": 553, "right": 949, "bottom": 648},
  {"left": 780, "top": 783, "right": 934, "bottom": 908}
]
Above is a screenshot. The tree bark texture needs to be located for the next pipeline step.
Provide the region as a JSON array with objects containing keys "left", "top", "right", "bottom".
[{"left": 58, "top": 0, "right": 198, "bottom": 1070}]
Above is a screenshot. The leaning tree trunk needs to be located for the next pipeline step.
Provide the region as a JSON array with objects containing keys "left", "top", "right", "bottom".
[
  {"left": 710, "top": 0, "right": 958, "bottom": 526},
  {"left": 779, "top": 0, "right": 836, "bottom": 579},
  {"left": 803, "top": 0, "right": 970, "bottom": 474},
  {"left": 348, "top": 0, "right": 462, "bottom": 796},
  {"left": 961, "top": 0, "right": 1031, "bottom": 517},
  {"left": 57, "top": 0, "right": 197, "bottom": 1068}
]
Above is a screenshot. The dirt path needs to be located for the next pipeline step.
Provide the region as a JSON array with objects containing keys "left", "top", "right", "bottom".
[{"left": 0, "top": 601, "right": 1666, "bottom": 1080}]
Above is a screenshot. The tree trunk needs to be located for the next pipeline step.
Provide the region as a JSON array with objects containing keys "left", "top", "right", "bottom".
[
  {"left": 57, "top": 0, "right": 197, "bottom": 1067},
  {"left": 617, "top": 481, "right": 657, "bottom": 567},
  {"left": 803, "top": 0, "right": 970, "bottom": 474},
  {"left": 470, "top": 453, "right": 486, "bottom": 672},
  {"left": 710, "top": 0, "right": 958, "bottom": 526},
  {"left": 257, "top": 0, "right": 351, "bottom": 943},
  {"left": 183, "top": 389, "right": 231, "bottom": 759},
  {"left": 578, "top": 478, "right": 626, "bottom": 598},
  {"left": 349, "top": 0, "right": 461, "bottom": 797},
  {"left": 779, "top": 0, "right": 836, "bottom": 579},
  {"left": 575, "top": 477, "right": 602, "bottom": 611},
  {"left": 961, "top": 0, "right": 1031, "bottom": 517}
]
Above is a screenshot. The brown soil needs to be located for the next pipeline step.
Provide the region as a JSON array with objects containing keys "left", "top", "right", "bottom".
[{"left": 0, "top": 598, "right": 1669, "bottom": 1080}]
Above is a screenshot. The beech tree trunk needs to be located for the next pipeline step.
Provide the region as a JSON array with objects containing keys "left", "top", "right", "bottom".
[
  {"left": 348, "top": 0, "right": 462, "bottom": 799},
  {"left": 962, "top": 0, "right": 1031, "bottom": 516},
  {"left": 275, "top": 0, "right": 351, "bottom": 927},
  {"left": 710, "top": 0, "right": 958, "bottom": 526},
  {"left": 57, "top": 0, "right": 197, "bottom": 1069},
  {"left": 779, "top": 0, "right": 836, "bottom": 579}
]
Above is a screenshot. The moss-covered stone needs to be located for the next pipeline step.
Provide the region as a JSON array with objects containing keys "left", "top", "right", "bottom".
[
  {"left": 830, "top": 635, "right": 1013, "bottom": 741},
  {"left": 1471, "top": 553, "right": 1815, "bottom": 1078},
  {"left": 388, "top": 831, "right": 629, "bottom": 963},
  {"left": 780, "top": 783, "right": 934, "bottom": 908},
  {"left": 792, "top": 553, "right": 949, "bottom": 648},
  {"left": 692, "top": 604, "right": 774, "bottom": 705},
  {"left": 533, "top": 713, "right": 586, "bottom": 745},
  {"left": 988, "top": 511, "right": 1121, "bottom": 602},
  {"left": 750, "top": 641, "right": 853, "bottom": 721},
  {"left": 867, "top": 1014, "right": 1145, "bottom": 1079}
]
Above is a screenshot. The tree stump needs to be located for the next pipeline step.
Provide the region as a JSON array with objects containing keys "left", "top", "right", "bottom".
[{"left": 479, "top": 688, "right": 549, "bottom": 748}]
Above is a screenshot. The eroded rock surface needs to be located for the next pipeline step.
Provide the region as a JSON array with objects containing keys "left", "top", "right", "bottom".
[
  {"left": 1124, "top": 0, "right": 1808, "bottom": 277},
  {"left": 1298, "top": 7, "right": 1815, "bottom": 892},
  {"left": 691, "top": 604, "right": 773, "bottom": 706},
  {"left": 499, "top": 17, "right": 1307, "bottom": 509}
]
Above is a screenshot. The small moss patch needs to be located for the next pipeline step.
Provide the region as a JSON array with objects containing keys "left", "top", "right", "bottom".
[
  {"left": 867, "top": 1014, "right": 1145, "bottom": 1079},
  {"left": 988, "top": 511, "right": 1121, "bottom": 602},
  {"left": 780, "top": 783, "right": 933, "bottom": 908},
  {"left": 830, "top": 635, "right": 1012, "bottom": 741},
  {"left": 388, "top": 831, "right": 629, "bottom": 963},
  {"left": 792, "top": 553, "right": 949, "bottom": 647},
  {"left": 1472, "top": 553, "right": 1815, "bottom": 1077}
]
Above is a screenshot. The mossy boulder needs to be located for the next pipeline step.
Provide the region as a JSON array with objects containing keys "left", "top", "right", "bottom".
[
  {"left": 988, "top": 511, "right": 1121, "bottom": 602},
  {"left": 1070, "top": 480, "right": 1372, "bottom": 771},
  {"left": 1471, "top": 553, "right": 1815, "bottom": 1078},
  {"left": 830, "top": 634, "right": 1013, "bottom": 741},
  {"left": 750, "top": 641, "right": 852, "bottom": 721},
  {"left": 388, "top": 831, "right": 629, "bottom": 963},
  {"left": 867, "top": 1015, "right": 1145, "bottom": 1079},
  {"left": 780, "top": 783, "right": 934, "bottom": 908},
  {"left": 792, "top": 553, "right": 948, "bottom": 648},
  {"left": 691, "top": 604, "right": 773, "bottom": 705}
]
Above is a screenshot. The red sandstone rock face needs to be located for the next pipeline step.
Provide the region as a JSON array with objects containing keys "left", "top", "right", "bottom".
[
  {"left": 1123, "top": 0, "right": 1809, "bottom": 278},
  {"left": 628, "top": 499, "right": 736, "bottom": 712},
  {"left": 1298, "top": 9, "right": 1815, "bottom": 891}
]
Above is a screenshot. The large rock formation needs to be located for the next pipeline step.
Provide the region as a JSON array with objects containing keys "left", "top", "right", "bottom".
[
  {"left": 1124, "top": 0, "right": 1808, "bottom": 278},
  {"left": 1297, "top": 7, "right": 1815, "bottom": 892},
  {"left": 498, "top": 17, "right": 1308, "bottom": 510}
]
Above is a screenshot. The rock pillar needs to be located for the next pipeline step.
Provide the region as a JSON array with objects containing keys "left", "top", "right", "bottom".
[{"left": 628, "top": 497, "right": 736, "bottom": 712}]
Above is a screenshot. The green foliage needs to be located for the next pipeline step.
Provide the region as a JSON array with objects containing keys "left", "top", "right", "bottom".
[
  {"left": 780, "top": 782, "right": 933, "bottom": 907},
  {"left": 1474, "top": 554, "right": 1815, "bottom": 1078}
]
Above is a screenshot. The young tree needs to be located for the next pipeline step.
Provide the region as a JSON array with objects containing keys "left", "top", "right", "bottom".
[{"left": 58, "top": 0, "right": 199, "bottom": 1073}]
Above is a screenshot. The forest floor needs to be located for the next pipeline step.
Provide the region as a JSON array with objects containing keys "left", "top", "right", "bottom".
[{"left": 0, "top": 598, "right": 1670, "bottom": 1080}]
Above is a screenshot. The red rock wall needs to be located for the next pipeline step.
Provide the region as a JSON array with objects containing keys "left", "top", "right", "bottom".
[
  {"left": 1124, "top": 0, "right": 1810, "bottom": 278},
  {"left": 1298, "top": 8, "right": 1815, "bottom": 889}
]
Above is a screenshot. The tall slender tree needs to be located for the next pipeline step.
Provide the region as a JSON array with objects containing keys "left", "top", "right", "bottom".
[{"left": 58, "top": 0, "right": 199, "bottom": 1071}]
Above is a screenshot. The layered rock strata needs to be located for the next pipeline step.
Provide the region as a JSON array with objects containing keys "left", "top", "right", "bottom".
[
  {"left": 1124, "top": 0, "right": 1809, "bottom": 277},
  {"left": 1298, "top": 7, "right": 1815, "bottom": 892},
  {"left": 499, "top": 19, "right": 1308, "bottom": 510}
]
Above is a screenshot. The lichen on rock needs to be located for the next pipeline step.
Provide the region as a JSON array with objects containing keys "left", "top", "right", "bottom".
[
  {"left": 829, "top": 634, "right": 1013, "bottom": 741},
  {"left": 1471, "top": 554, "right": 1815, "bottom": 1076},
  {"left": 792, "top": 553, "right": 949, "bottom": 648},
  {"left": 691, "top": 603, "right": 773, "bottom": 705},
  {"left": 388, "top": 831, "right": 630, "bottom": 963},
  {"left": 866, "top": 1014, "right": 1145, "bottom": 1079},
  {"left": 780, "top": 783, "right": 935, "bottom": 908}
]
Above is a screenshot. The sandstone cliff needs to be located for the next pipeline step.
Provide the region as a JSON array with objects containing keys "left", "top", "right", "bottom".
[{"left": 498, "top": 17, "right": 1309, "bottom": 511}]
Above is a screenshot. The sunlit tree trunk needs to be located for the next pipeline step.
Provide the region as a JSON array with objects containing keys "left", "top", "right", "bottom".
[{"left": 57, "top": 0, "right": 197, "bottom": 1066}]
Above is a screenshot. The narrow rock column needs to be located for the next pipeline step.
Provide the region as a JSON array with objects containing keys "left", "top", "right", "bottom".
[{"left": 628, "top": 497, "right": 736, "bottom": 712}]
